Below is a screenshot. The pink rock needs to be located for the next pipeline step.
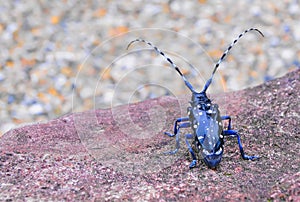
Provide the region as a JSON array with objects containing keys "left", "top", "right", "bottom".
[{"left": 0, "top": 69, "right": 299, "bottom": 201}]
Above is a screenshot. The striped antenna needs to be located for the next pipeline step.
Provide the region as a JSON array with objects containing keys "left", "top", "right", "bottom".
[
  {"left": 127, "top": 39, "right": 197, "bottom": 93},
  {"left": 201, "top": 28, "right": 264, "bottom": 93}
]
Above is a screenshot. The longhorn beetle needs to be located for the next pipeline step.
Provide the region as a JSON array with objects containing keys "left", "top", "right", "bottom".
[{"left": 127, "top": 28, "right": 264, "bottom": 169}]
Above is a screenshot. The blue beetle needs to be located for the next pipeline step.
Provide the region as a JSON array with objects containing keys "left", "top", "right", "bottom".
[{"left": 127, "top": 28, "right": 264, "bottom": 169}]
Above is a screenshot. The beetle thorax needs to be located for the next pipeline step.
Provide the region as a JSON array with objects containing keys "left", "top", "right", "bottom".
[{"left": 190, "top": 92, "right": 211, "bottom": 111}]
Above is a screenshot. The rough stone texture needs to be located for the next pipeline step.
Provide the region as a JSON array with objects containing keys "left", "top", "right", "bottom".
[{"left": 0, "top": 69, "right": 299, "bottom": 201}]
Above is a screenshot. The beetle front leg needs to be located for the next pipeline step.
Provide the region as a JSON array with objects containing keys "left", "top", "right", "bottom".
[
  {"left": 185, "top": 133, "right": 197, "bottom": 169},
  {"left": 223, "top": 129, "right": 259, "bottom": 160}
]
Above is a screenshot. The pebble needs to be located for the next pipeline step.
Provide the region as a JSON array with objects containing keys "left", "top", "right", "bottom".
[
  {"left": 0, "top": 72, "right": 5, "bottom": 82},
  {"left": 28, "top": 103, "right": 44, "bottom": 116},
  {"left": 0, "top": 1, "right": 299, "bottom": 136}
]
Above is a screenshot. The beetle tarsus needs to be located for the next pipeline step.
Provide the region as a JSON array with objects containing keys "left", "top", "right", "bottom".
[{"left": 189, "top": 160, "right": 197, "bottom": 169}]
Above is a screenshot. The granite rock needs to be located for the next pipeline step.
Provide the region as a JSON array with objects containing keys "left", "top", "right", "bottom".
[{"left": 0, "top": 69, "right": 299, "bottom": 201}]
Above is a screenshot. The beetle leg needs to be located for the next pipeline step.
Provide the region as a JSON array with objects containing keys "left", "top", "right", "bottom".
[
  {"left": 221, "top": 115, "right": 232, "bottom": 130},
  {"left": 185, "top": 133, "right": 197, "bottom": 169},
  {"left": 223, "top": 130, "right": 259, "bottom": 160},
  {"left": 164, "top": 117, "right": 189, "bottom": 137},
  {"left": 164, "top": 121, "right": 190, "bottom": 155}
]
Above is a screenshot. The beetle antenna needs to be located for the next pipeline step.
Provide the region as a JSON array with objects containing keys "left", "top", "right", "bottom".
[
  {"left": 127, "top": 39, "right": 197, "bottom": 93},
  {"left": 201, "top": 28, "right": 264, "bottom": 93}
]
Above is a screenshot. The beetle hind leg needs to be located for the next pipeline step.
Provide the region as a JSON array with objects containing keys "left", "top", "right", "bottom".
[{"left": 164, "top": 117, "right": 189, "bottom": 137}]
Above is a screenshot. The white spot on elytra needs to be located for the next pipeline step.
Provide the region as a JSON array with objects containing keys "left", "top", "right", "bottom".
[{"left": 193, "top": 124, "right": 197, "bottom": 129}]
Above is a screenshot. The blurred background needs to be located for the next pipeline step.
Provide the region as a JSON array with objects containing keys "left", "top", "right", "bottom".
[{"left": 0, "top": 0, "right": 299, "bottom": 136}]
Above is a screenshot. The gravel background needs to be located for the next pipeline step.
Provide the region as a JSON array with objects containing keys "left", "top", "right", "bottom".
[{"left": 1, "top": 0, "right": 300, "bottom": 135}]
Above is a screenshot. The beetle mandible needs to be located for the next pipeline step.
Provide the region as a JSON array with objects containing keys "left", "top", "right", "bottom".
[{"left": 127, "top": 28, "right": 264, "bottom": 169}]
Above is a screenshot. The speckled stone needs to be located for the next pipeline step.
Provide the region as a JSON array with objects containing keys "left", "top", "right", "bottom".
[{"left": 0, "top": 69, "right": 299, "bottom": 201}]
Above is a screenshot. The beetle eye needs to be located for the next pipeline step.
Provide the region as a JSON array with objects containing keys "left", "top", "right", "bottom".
[
  {"left": 214, "top": 140, "right": 221, "bottom": 151},
  {"left": 215, "top": 147, "right": 223, "bottom": 155}
]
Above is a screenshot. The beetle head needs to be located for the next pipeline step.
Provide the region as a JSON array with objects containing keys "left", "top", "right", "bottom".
[
  {"left": 199, "top": 134, "right": 224, "bottom": 169},
  {"left": 202, "top": 147, "right": 223, "bottom": 168}
]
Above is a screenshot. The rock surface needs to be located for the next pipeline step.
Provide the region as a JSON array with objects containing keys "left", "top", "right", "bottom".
[{"left": 0, "top": 69, "right": 299, "bottom": 201}]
